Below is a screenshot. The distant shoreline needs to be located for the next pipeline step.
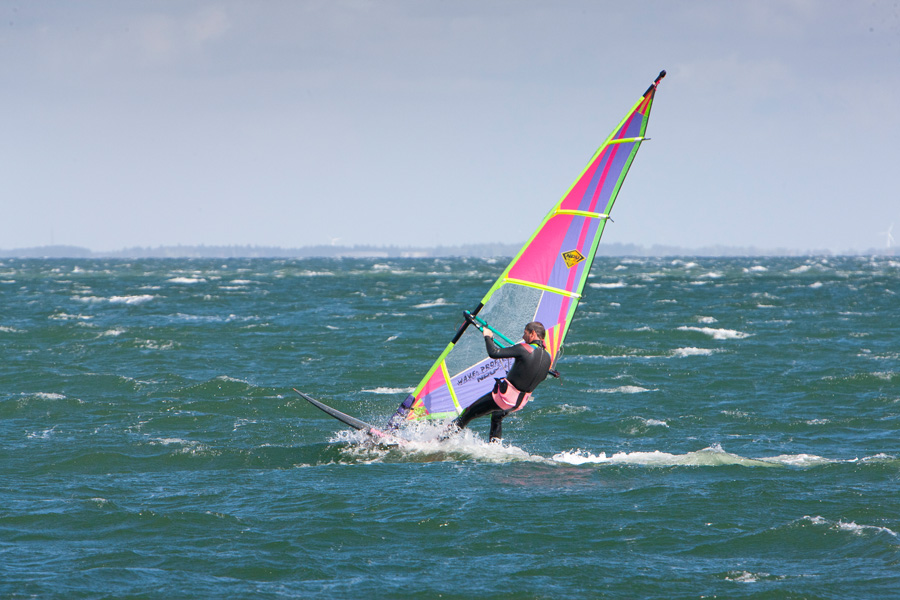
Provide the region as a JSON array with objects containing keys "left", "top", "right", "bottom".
[{"left": 0, "top": 243, "right": 896, "bottom": 259}]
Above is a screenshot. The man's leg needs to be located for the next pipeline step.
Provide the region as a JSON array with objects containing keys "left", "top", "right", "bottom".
[
  {"left": 452, "top": 392, "right": 498, "bottom": 430},
  {"left": 489, "top": 410, "right": 508, "bottom": 442}
]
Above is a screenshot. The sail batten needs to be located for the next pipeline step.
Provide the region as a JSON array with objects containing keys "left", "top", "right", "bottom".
[
  {"left": 503, "top": 278, "right": 582, "bottom": 299},
  {"left": 390, "top": 71, "right": 665, "bottom": 424},
  {"left": 555, "top": 210, "right": 610, "bottom": 219}
]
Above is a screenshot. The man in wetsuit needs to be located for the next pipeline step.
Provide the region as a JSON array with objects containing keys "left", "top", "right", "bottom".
[{"left": 450, "top": 321, "right": 553, "bottom": 442}]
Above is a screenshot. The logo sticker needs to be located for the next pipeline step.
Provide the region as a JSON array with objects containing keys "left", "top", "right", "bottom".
[{"left": 562, "top": 249, "right": 586, "bottom": 268}]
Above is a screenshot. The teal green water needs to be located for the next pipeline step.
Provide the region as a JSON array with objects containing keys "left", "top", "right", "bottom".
[{"left": 2, "top": 256, "right": 899, "bottom": 599}]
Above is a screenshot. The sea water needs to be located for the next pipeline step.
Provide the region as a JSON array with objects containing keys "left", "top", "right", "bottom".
[{"left": 1, "top": 256, "right": 898, "bottom": 599}]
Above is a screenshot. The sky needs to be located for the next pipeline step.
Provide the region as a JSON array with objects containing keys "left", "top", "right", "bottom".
[{"left": 3, "top": 0, "right": 899, "bottom": 253}]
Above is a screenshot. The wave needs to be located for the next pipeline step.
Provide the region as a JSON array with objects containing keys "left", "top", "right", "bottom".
[
  {"left": 550, "top": 446, "right": 899, "bottom": 469},
  {"left": 591, "top": 386, "right": 656, "bottom": 394},
  {"left": 588, "top": 281, "right": 628, "bottom": 289},
  {"left": 802, "top": 515, "right": 898, "bottom": 538},
  {"left": 542, "top": 403, "right": 591, "bottom": 415},
  {"left": 110, "top": 294, "right": 155, "bottom": 305},
  {"left": 73, "top": 295, "right": 154, "bottom": 305},
  {"left": 550, "top": 445, "right": 779, "bottom": 467},
  {"left": 29, "top": 392, "right": 68, "bottom": 400},
  {"left": 322, "top": 433, "right": 898, "bottom": 470},
  {"left": 413, "top": 298, "right": 452, "bottom": 309},
  {"left": 361, "top": 387, "right": 413, "bottom": 395},
  {"left": 678, "top": 326, "right": 751, "bottom": 340},
  {"left": 723, "top": 571, "right": 783, "bottom": 584},
  {"left": 672, "top": 347, "right": 716, "bottom": 357}
]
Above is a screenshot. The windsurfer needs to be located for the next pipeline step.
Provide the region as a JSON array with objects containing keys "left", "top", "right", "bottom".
[{"left": 448, "top": 321, "right": 552, "bottom": 442}]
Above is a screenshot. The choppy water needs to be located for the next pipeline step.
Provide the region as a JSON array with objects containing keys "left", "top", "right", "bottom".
[{"left": 2, "top": 256, "right": 898, "bottom": 599}]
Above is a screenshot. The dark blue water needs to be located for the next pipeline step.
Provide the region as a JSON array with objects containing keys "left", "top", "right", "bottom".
[{"left": 2, "top": 256, "right": 898, "bottom": 598}]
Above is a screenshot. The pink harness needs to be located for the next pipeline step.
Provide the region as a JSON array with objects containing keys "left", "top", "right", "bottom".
[
  {"left": 491, "top": 379, "right": 531, "bottom": 412},
  {"left": 491, "top": 340, "right": 541, "bottom": 411}
]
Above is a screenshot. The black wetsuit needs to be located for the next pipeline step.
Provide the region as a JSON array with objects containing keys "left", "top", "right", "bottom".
[{"left": 452, "top": 335, "right": 552, "bottom": 440}]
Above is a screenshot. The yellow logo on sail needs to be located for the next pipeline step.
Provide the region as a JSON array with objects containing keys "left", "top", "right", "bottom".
[{"left": 562, "top": 249, "right": 585, "bottom": 268}]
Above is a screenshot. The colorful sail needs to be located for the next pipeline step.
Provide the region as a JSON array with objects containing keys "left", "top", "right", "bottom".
[{"left": 391, "top": 71, "right": 666, "bottom": 423}]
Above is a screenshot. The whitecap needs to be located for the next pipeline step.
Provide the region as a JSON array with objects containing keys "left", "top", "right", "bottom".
[
  {"left": 836, "top": 521, "right": 898, "bottom": 537},
  {"left": 552, "top": 445, "right": 777, "bottom": 468},
  {"left": 136, "top": 340, "right": 177, "bottom": 351},
  {"left": 361, "top": 387, "right": 414, "bottom": 395},
  {"left": 31, "top": 392, "right": 66, "bottom": 400},
  {"left": 232, "top": 418, "right": 257, "bottom": 431},
  {"left": 678, "top": 326, "right": 751, "bottom": 340},
  {"left": 27, "top": 428, "right": 57, "bottom": 440},
  {"left": 414, "top": 298, "right": 451, "bottom": 309},
  {"left": 549, "top": 404, "right": 591, "bottom": 415},
  {"left": 672, "top": 260, "right": 698, "bottom": 269},
  {"left": 109, "top": 294, "right": 154, "bottom": 305},
  {"left": 215, "top": 375, "right": 251, "bottom": 384},
  {"left": 593, "top": 386, "right": 655, "bottom": 394},
  {"left": 151, "top": 438, "right": 192, "bottom": 446},
  {"left": 673, "top": 347, "right": 716, "bottom": 357},
  {"left": 762, "top": 454, "right": 833, "bottom": 468},
  {"left": 725, "top": 571, "right": 773, "bottom": 583},
  {"left": 803, "top": 515, "right": 898, "bottom": 538},
  {"left": 167, "top": 277, "right": 206, "bottom": 284},
  {"left": 589, "top": 281, "right": 627, "bottom": 289}
]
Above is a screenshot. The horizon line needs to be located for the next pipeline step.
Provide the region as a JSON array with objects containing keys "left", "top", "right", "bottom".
[{"left": 1, "top": 242, "right": 897, "bottom": 259}]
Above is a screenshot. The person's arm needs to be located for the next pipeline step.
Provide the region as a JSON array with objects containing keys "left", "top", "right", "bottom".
[{"left": 484, "top": 330, "right": 525, "bottom": 359}]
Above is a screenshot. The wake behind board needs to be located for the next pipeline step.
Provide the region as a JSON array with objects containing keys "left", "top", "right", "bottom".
[{"left": 294, "top": 389, "right": 404, "bottom": 446}]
